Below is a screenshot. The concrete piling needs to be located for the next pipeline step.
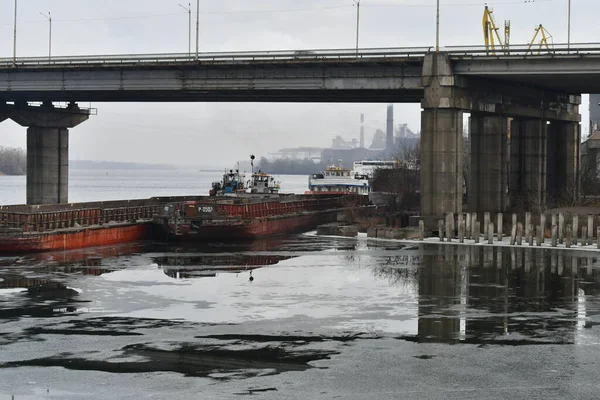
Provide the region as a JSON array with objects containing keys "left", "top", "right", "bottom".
[
  {"left": 516, "top": 223, "right": 523, "bottom": 245},
  {"left": 512, "top": 213, "right": 517, "bottom": 230},
  {"left": 510, "top": 224, "right": 517, "bottom": 245},
  {"left": 566, "top": 224, "right": 572, "bottom": 248},
  {"left": 446, "top": 214, "right": 452, "bottom": 242},
  {"left": 559, "top": 213, "right": 565, "bottom": 244},
  {"left": 438, "top": 220, "right": 444, "bottom": 242},
  {"left": 573, "top": 215, "right": 578, "bottom": 245},
  {"left": 484, "top": 213, "right": 490, "bottom": 240},
  {"left": 597, "top": 226, "right": 600, "bottom": 249},
  {"left": 582, "top": 225, "right": 588, "bottom": 246},
  {"left": 465, "top": 213, "right": 471, "bottom": 239},
  {"left": 551, "top": 224, "right": 557, "bottom": 247},
  {"left": 488, "top": 222, "right": 494, "bottom": 244},
  {"left": 528, "top": 224, "right": 534, "bottom": 246},
  {"left": 588, "top": 215, "right": 594, "bottom": 245},
  {"left": 540, "top": 214, "right": 546, "bottom": 239},
  {"left": 474, "top": 221, "right": 480, "bottom": 244},
  {"left": 525, "top": 212, "right": 531, "bottom": 239},
  {"left": 551, "top": 214, "right": 557, "bottom": 234},
  {"left": 419, "top": 220, "right": 425, "bottom": 241},
  {"left": 536, "top": 225, "right": 543, "bottom": 246},
  {"left": 459, "top": 220, "right": 465, "bottom": 243},
  {"left": 497, "top": 213, "right": 503, "bottom": 241}
]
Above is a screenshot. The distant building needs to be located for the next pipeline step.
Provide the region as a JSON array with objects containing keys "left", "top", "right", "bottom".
[
  {"left": 590, "top": 94, "right": 600, "bottom": 135},
  {"left": 269, "top": 147, "right": 324, "bottom": 162},
  {"left": 582, "top": 130, "right": 600, "bottom": 178},
  {"left": 331, "top": 135, "right": 358, "bottom": 149},
  {"left": 370, "top": 129, "right": 387, "bottom": 150}
]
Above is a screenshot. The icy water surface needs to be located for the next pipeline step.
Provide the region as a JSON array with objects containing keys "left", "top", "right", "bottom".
[{"left": 1, "top": 235, "right": 600, "bottom": 399}]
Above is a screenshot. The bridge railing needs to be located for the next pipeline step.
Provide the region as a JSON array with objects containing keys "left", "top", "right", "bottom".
[
  {"left": 0, "top": 46, "right": 431, "bottom": 67},
  {"left": 2, "top": 43, "right": 600, "bottom": 68},
  {"left": 445, "top": 42, "right": 600, "bottom": 57}
]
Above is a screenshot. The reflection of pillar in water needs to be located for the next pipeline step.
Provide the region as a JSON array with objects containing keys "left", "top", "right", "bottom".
[
  {"left": 587, "top": 257, "right": 593, "bottom": 277},
  {"left": 510, "top": 247, "right": 517, "bottom": 270},
  {"left": 497, "top": 246, "right": 503, "bottom": 269},
  {"left": 557, "top": 253, "right": 564, "bottom": 278},
  {"left": 418, "top": 250, "right": 461, "bottom": 343},
  {"left": 524, "top": 248, "right": 532, "bottom": 274},
  {"left": 551, "top": 252, "right": 558, "bottom": 275}
]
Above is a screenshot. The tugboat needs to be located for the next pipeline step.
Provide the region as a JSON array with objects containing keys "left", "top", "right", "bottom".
[
  {"left": 209, "top": 168, "right": 246, "bottom": 196},
  {"left": 210, "top": 155, "right": 281, "bottom": 197},
  {"left": 306, "top": 161, "right": 371, "bottom": 195}
]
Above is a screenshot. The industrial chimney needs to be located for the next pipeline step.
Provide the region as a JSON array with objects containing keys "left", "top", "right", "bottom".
[
  {"left": 360, "top": 113, "right": 365, "bottom": 148},
  {"left": 386, "top": 104, "right": 394, "bottom": 151}
]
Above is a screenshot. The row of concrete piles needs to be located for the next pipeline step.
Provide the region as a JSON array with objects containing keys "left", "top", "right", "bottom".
[{"left": 417, "top": 212, "right": 600, "bottom": 248}]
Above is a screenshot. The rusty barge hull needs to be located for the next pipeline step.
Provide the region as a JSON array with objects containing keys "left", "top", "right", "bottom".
[
  {"left": 163, "top": 209, "right": 340, "bottom": 241},
  {"left": 0, "top": 223, "right": 153, "bottom": 253}
]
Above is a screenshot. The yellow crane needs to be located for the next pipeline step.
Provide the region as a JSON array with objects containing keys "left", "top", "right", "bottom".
[
  {"left": 483, "top": 5, "right": 510, "bottom": 55},
  {"left": 527, "top": 24, "right": 554, "bottom": 54}
]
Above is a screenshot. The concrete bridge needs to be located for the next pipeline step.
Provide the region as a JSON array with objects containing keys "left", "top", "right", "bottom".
[{"left": 1, "top": 43, "right": 599, "bottom": 216}]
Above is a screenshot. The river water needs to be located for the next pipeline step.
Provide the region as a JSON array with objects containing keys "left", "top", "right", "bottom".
[{"left": 1, "top": 169, "right": 600, "bottom": 399}]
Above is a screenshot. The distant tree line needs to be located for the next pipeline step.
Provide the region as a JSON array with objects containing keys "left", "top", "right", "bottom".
[
  {"left": 0, "top": 147, "right": 26, "bottom": 175},
  {"left": 257, "top": 157, "right": 325, "bottom": 175}
]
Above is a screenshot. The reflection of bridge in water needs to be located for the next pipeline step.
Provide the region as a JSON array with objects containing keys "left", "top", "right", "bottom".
[
  {"left": 154, "top": 254, "right": 295, "bottom": 279},
  {"left": 411, "top": 245, "right": 600, "bottom": 345}
]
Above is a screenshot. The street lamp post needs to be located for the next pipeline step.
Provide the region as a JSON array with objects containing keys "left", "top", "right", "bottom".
[
  {"left": 567, "top": 0, "right": 571, "bottom": 51},
  {"left": 40, "top": 11, "right": 51, "bottom": 60},
  {"left": 436, "top": 0, "right": 440, "bottom": 52},
  {"left": 353, "top": 0, "right": 360, "bottom": 57},
  {"left": 13, "top": 0, "right": 17, "bottom": 64},
  {"left": 195, "top": 0, "right": 199, "bottom": 59},
  {"left": 178, "top": 3, "right": 191, "bottom": 56}
]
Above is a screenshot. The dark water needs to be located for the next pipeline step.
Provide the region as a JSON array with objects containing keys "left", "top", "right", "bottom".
[{"left": 1, "top": 235, "right": 600, "bottom": 399}]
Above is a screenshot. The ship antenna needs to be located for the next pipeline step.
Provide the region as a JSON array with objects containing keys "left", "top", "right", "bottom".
[{"left": 250, "top": 154, "right": 255, "bottom": 174}]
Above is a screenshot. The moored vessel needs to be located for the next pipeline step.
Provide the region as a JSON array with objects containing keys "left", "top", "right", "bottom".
[
  {"left": 153, "top": 194, "right": 368, "bottom": 241},
  {"left": 306, "top": 163, "right": 371, "bottom": 195}
]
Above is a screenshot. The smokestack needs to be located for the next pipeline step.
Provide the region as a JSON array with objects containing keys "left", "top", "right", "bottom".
[
  {"left": 386, "top": 104, "right": 394, "bottom": 151},
  {"left": 360, "top": 113, "right": 365, "bottom": 148}
]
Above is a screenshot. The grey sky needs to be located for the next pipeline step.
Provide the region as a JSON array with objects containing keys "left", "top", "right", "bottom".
[{"left": 0, "top": 0, "right": 594, "bottom": 167}]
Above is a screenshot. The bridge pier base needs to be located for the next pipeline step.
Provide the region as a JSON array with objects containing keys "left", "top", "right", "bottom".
[
  {"left": 547, "top": 121, "right": 580, "bottom": 205},
  {"left": 469, "top": 114, "right": 509, "bottom": 214},
  {"left": 420, "top": 108, "right": 463, "bottom": 217},
  {"left": 509, "top": 119, "right": 547, "bottom": 209},
  {"left": 7, "top": 102, "right": 89, "bottom": 205}
]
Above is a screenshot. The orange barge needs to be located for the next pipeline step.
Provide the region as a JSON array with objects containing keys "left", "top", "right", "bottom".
[
  {"left": 0, "top": 194, "right": 367, "bottom": 253},
  {"left": 153, "top": 194, "right": 366, "bottom": 241}
]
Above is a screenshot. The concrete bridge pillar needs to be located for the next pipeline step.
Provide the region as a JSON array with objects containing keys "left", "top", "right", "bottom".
[
  {"left": 509, "top": 119, "right": 547, "bottom": 208},
  {"left": 7, "top": 102, "right": 89, "bottom": 205},
  {"left": 547, "top": 121, "right": 580, "bottom": 204},
  {"left": 469, "top": 114, "right": 509, "bottom": 214},
  {"left": 420, "top": 52, "right": 466, "bottom": 218}
]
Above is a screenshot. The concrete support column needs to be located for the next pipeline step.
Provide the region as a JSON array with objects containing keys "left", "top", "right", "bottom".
[
  {"left": 421, "top": 108, "right": 463, "bottom": 216},
  {"left": 26, "top": 127, "right": 69, "bottom": 204},
  {"left": 510, "top": 119, "right": 547, "bottom": 208},
  {"left": 6, "top": 102, "right": 89, "bottom": 205},
  {"left": 547, "top": 121, "right": 581, "bottom": 204},
  {"left": 469, "top": 114, "right": 508, "bottom": 213},
  {"left": 420, "top": 52, "right": 468, "bottom": 219}
]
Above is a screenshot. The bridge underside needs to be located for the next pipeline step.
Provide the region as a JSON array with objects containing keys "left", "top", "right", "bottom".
[{"left": 1, "top": 89, "right": 424, "bottom": 103}]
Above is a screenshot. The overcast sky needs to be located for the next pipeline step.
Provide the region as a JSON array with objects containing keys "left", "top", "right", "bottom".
[{"left": 0, "top": 0, "right": 594, "bottom": 168}]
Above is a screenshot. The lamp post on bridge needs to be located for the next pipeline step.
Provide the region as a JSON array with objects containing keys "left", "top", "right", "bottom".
[
  {"left": 353, "top": 0, "right": 360, "bottom": 57},
  {"left": 435, "top": 0, "right": 440, "bottom": 52},
  {"left": 195, "top": 0, "right": 199, "bottom": 60},
  {"left": 13, "top": 0, "right": 17, "bottom": 64},
  {"left": 40, "top": 11, "right": 51, "bottom": 60},
  {"left": 178, "top": 3, "right": 192, "bottom": 57},
  {"left": 567, "top": 0, "right": 571, "bottom": 51}
]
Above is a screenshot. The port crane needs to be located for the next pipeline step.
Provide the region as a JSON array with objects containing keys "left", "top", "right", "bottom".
[
  {"left": 482, "top": 5, "right": 510, "bottom": 55},
  {"left": 527, "top": 24, "right": 554, "bottom": 54},
  {"left": 483, "top": 5, "right": 554, "bottom": 55}
]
